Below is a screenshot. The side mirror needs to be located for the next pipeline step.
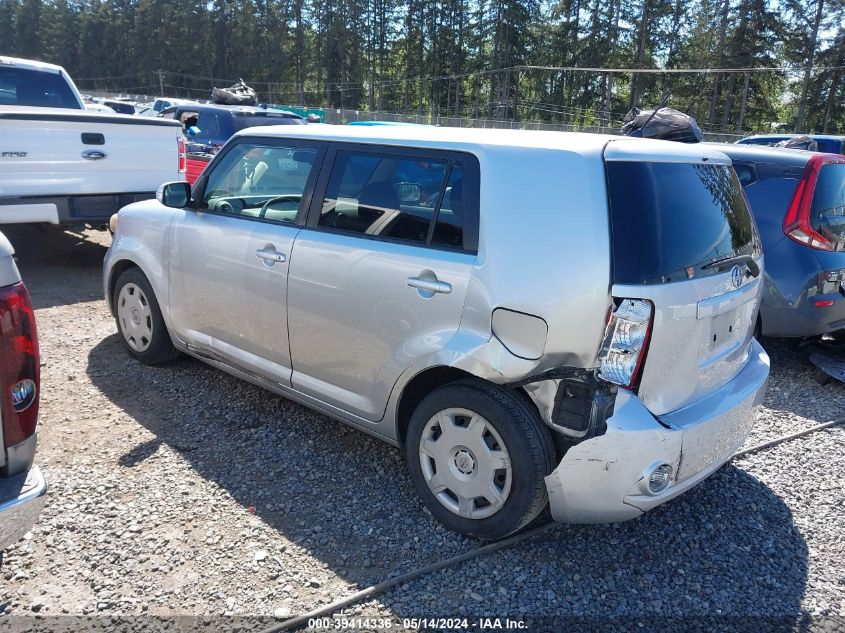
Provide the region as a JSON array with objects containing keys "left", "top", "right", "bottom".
[
  {"left": 186, "top": 126, "right": 201, "bottom": 137},
  {"left": 156, "top": 181, "right": 191, "bottom": 208}
]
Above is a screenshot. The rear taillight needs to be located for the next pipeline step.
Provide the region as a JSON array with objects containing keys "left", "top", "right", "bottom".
[
  {"left": 783, "top": 154, "right": 845, "bottom": 251},
  {"left": 177, "top": 138, "right": 186, "bottom": 175},
  {"left": 597, "top": 299, "right": 653, "bottom": 389},
  {"left": 0, "top": 282, "right": 39, "bottom": 448}
]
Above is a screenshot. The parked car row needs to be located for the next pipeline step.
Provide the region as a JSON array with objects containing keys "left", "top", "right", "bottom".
[{"left": 3, "top": 54, "right": 844, "bottom": 548}]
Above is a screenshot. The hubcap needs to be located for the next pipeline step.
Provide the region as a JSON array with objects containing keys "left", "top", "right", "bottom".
[
  {"left": 418, "top": 408, "right": 512, "bottom": 520},
  {"left": 117, "top": 283, "right": 153, "bottom": 352}
]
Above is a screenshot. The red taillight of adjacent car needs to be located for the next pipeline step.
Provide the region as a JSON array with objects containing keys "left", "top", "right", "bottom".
[
  {"left": 177, "top": 138, "right": 187, "bottom": 175},
  {"left": 596, "top": 298, "right": 654, "bottom": 389},
  {"left": 0, "top": 282, "right": 40, "bottom": 447},
  {"left": 783, "top": 154, "right": 845, "bottom": 251}
]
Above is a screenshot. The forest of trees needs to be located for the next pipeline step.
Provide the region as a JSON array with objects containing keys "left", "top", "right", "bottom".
[{"left": 1, "top": 0, "right": 844, "bottom": 134}]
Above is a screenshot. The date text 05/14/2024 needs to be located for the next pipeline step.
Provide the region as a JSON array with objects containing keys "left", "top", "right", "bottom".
[{"left": 307, "top": 617, "right": 528, "bottom": 630}]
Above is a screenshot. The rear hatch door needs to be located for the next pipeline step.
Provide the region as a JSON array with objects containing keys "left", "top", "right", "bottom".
[{"left": 604, "top": 140, "right": 763, "bottom": 416}]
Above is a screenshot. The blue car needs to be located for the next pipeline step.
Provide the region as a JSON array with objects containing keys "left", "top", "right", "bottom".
[
  {"left": 159, "top": 103, "right": 305, "bottom": 152},
  {"left": 716, "top": 143, "right": 845, "bottom": 338}
]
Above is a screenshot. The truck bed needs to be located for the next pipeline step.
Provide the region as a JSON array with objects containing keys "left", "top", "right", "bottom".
[{"left": 0, "top": 107, "right": 184, "bottom": 225}]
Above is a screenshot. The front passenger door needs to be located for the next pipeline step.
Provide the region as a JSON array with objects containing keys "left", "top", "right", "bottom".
[{"left": 168, "top": 139, "right": 326, "bottom": 385}]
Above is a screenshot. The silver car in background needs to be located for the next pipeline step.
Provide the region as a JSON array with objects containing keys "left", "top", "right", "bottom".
[{"left": 103, "top": 125, "right": 769, "bottom": 540}]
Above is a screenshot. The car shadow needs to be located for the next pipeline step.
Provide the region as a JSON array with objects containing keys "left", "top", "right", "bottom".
[
  {"left": 86, "top": 334, "right": 811, "bottom": 622},
  {"left": 3, "top": 225, "right": 109, "bottom": 310}
]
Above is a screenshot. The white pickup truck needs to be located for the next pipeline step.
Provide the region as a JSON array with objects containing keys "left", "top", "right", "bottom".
[{"left": 0, "top": 56, "right": 185, "bottom": 226}]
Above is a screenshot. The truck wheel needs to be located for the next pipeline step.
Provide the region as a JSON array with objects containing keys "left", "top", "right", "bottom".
[
  {"left": 113, "top": 268, "right": 179, "bottom": 365},
  {"left": 405, "top": 380, "right": 555, "bottom": 541}
]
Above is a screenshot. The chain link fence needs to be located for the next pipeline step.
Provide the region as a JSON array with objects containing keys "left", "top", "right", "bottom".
[
  {"left": 84, "top": 91, "right": 745, "bottom": 142},
  {"left": 322, "top": 108, "right": 745, "bottom": 141}
]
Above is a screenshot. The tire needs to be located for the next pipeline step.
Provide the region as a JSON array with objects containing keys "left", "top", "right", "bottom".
[
  {"left": 113, "top": 267, "right": 179, "bottom": 365},
  {"left": 813, "top": 368, "right": 832, "bottom": 386},
  {"left": 404, "top": 379, "right": 555, "bottom": 541}
]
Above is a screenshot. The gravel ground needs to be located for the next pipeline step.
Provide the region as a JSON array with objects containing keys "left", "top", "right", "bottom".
[{"left": 1, "top": 226, "right": 844, "bottom": 632}]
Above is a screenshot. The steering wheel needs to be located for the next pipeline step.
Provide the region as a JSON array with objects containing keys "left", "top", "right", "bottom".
[{"left": 259, "top": 195, "right": 302, "bottom": 219}]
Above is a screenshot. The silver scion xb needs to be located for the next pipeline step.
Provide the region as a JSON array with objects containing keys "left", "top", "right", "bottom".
[{"left": 103, "top": 126, "right": 769, "bottom": 540}]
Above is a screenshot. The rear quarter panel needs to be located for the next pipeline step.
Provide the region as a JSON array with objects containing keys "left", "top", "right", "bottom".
[{"left": 458, "top": 144, "right": 612, "bottom": 378}]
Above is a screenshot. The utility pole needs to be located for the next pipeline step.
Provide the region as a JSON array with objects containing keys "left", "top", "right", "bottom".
[
  {"left": 157, "top": 70, "right": 165, "bottom": 97},
  {"left": 736, "top": 72, "right": 751, "bottom": 134},
  {"left": 796, "top": 0, "right": 825, "bottom": 132}
]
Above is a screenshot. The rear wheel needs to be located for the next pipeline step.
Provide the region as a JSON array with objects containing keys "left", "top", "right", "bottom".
[
  {"left": 113, "top": 268, "right": 179, "bottom": 365},
  {"left": 405, "top": 380, "right": 555, "bottom": 540}
]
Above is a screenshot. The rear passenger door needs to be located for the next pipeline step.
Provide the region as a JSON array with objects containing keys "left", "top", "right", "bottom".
[{"left": 287, "top": 144, "right": 479, "bottom": 420}]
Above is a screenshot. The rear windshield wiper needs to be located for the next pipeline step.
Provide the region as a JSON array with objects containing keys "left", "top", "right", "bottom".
[{"left": 701, "top": 254, "right": 760, "bottom": 278}]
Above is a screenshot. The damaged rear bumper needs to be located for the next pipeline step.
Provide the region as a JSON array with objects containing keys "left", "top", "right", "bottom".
[{"left": 544, "top": 339, "right": 769, "bottom": 523}]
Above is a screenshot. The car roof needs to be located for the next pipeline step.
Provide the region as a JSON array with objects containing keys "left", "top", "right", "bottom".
[
  {"left": 703, "top": 142, "right": 814, "bottom": 167},
  {"left": 0, "top": 56, "right": 64, "bottom": 73},
  {"left": 241, "top": 124, "right": 732, "bottom": 163},
  {"left": 168, "top": 103, "right": 301, "bottom": 118}
]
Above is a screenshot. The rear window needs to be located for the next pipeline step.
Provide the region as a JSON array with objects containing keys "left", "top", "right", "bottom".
[
  {"left": 607, "top": 161, "right": 759, "bottom": 285},
  {"left": 810, "top": 163, "right": 845, "bottom": 250},
  {"left": 233, "top": 115, "right": 305, "bottom": 130},
  {"left": 0, "top": 66, "right": 81, "bottom": 109},
  {"left": 105, "top": 101, "right": 135, "bottom": 115}
]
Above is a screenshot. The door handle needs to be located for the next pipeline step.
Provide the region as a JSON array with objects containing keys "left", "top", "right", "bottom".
[
  {"left": 407, "top": 277, "right": 452, "bottom": 294},
  {"left": 255, "top": 248, "right": 286, "bottom": 263}
]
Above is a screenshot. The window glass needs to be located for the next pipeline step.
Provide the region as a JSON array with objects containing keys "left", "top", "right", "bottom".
[
  {"left": 319, "top": 151, "right": 449, "bottom": 245},
  {"left": 0, "top": 67, "right": 80, "bottom": 108},
  {"left": 197, "top": 112, "right": 221, "bottom": 138},
  {"left": 431, "top": 166, "right": 465, "bottom": 249},
  {"left": 810, "top": 163, "right": 845, "bottom": 251},
  {"left": 732, "top": 163, "right": 756, "bottom": 187},
  {"left": 202, "top": 143, "right": 319, "bottom": 223},
  {"left": 607, "top": 162, "right": 759, "bottom": 285}
]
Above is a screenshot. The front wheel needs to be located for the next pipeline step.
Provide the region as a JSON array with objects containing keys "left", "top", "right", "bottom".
[
  {"left": 113, "top": 267, "right": 179, "bottom": 365},
  {"left": 405, "top": 380, "right": 555, "bottom": 540}
]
